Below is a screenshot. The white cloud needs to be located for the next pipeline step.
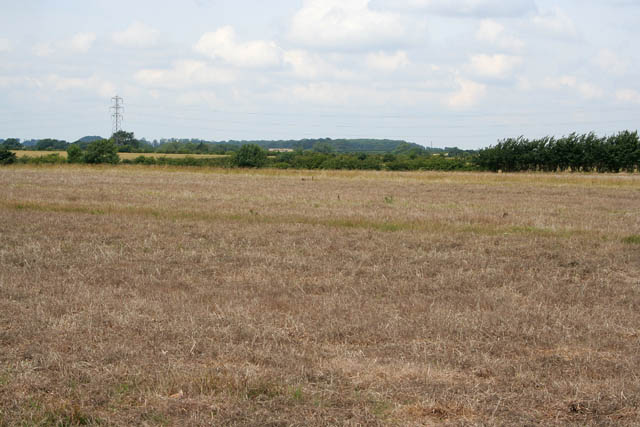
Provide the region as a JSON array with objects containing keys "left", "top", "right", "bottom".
[
  {"left": 476, "top": 19, "right": 503, "bottom": 41},
  {"left": 447, "top": 77, "right": 486, "bottom": 108},
  {"left": 278, "top": 82, "right": 413, "bottom": 107},
  {"left": 283, "top": 50, "right": 323, "bottom": 79},
  {"left": 176, "top": 91, "right": 220, "bottom": 107},
  {"left": 47, "top": 74, "right": 116, "bottom": 97},
  {"left": 279, "top": 82, "right": 438, "bottom": 108},
  {"left": 0, "top": 38, "right": 10, "bottom": 53},
  {"left": 70, "top": 33, "right": 96, "bottom": 53},
  {"left": 32, "top": 33, "right": 97, "bottom": 57},
  {"left": 194, "top": 26, "right": 282, "bottom": 68},
  {"left": 366, "top": 50, "right": 410, "bottom": 71},
  {"left": 381, "top": 0, "right": 536, "bottom": 17},
  {"left": 135, "top": 60, "right": 235, "bottom": 89},
  {"left": 594, "top": 49, "right": 628, "bottom": 75},
  {"left": 289, "top": 0, "right": 413, "bottom": 50},
  {"left": 475, "top": 20, "right": 524, "bottom": 50},
  {"left": 284, "top": 82, "right": 354, "bottom": 105},
  {"left": 469, "top": 54, "right": 522, "bottom": 78},
  {"left": 576, "top": 82, "right": 603, "bottom": 99},
  {"left": 112, "top": 21, "right": 159, "bottom": 48},
  {"left": 0, "top": 76, "right": 43, "bottom": 89},
  {"left": 616, "top": 89, "right": 640, "bottom": 104},
  {"left": 33, "top": 42, "right": 55, "bottom": 57},
  {"left": 531, "top": 8, "right": 578, "bottom": 39},
  {"left": 283, "top": 50, "right": 355, "bottom": 80},
  {"left": 277, "top": 66, "right": 437, "bottom": 108},
  {"left": 544, "top": 75, "right": 603, "bottom": 99},
  {"left": 516, "top": 76, "right": 532, "bottom": 91}
]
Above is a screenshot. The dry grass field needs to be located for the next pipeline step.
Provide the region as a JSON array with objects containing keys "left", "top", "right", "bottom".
[
  {"left": 1, "top": 165, "right": 639, "bottom": 426},
  {"left": 11, "top": 151, "right": 227, "bottom": 160}
]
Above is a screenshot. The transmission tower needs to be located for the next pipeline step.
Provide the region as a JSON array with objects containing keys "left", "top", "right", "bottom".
[{"left": 110, "top": 95, "right": 124, "bottom": 142}]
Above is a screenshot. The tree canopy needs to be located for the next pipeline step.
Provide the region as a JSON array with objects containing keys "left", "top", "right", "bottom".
[
  {"left": 233, "top": 144, "right": 267, "bottom": 168},
  {"left": 84, "top": 139, "right": 120, "bottom": 164},
  {"left": 0, "top": 146, "right": 17, "bottom": 165}
]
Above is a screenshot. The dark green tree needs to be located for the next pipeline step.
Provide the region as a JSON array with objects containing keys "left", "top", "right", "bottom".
[
  {"left": 110, "top": 131, "right": 139, "bottom": 152},
  {"left": 1, "top": 138, "right": 22, "bottom": 150},
  {"left": 36, "top": 138, "right": 69, "bottom": 150},
  {"left": 85, "top": 139, "right": 119, "bottom": 164},
  {"left": 312, "top": 141, "right": 335, "bottom": 153},
  {"left": 0, "top": 146, "right": 17, "bottom": 165},
  {"left": 66, "top": 144, "right": 84, "bottom": 163},
  {"left": 233, "top": 144, "right": 267, "bottom": 168}
]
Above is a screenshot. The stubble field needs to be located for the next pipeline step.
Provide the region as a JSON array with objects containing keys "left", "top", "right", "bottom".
[{"left": 1, "top": 165, "right": 639, "bottom": 426}]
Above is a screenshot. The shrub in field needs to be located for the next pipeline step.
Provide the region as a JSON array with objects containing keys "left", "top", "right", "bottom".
[
  {"left": 385, "top": 159, "right": 411, "bottom": 171},
  {"left": 30, "top": 154, "right": 66, "bottom": 164},
  {"left": 84, "top": 139, "right": 120, "bottom": 164},
  {"left": 0, "top": 147, "right": 17, "bottom": 165},
  {"left": 271, "top": 162, "right": 291, "bottom": 169},
  {"left": 125, "top": 155, "right": 158, "bottom": 165},
  {"left": 141, "top": 156, "right": 157, "bottom": 165},
  {"left": 153, "top": 156, "right": 230, "bottom": 167},
  {"left": 15, "top": 154, "right": 66, "bottom": 165},
  {"left": 232, "top": 144, "right": 267, "bottom": 168},
  {"left": 67, "top": 144, "right": 84, "bottom": 163}
]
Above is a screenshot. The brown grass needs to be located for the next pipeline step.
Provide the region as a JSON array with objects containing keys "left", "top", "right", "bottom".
[
  {"left": 11, "top": 150, "right": 228, "bottom": 159},
  {"left": 1, "top": 165, "right": 639, "bottom": 425}
]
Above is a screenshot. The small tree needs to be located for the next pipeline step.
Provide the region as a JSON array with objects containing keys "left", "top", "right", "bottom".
[
  {"left": 233, "top": 144, "right": 267, "bottom": 168},
  {"left": 0, "top": 146, "right": 17, "bottom": 165},
  {"left": 66, "top": 144, "right": 84, "bottom": 163},
  {"left": 85, "top": 139, "right": 119, "bottom": 164}
]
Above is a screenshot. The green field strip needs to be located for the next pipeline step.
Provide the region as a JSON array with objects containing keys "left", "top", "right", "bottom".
[{"left": 1, "top": 198, "right": 605, "bottom": 241}]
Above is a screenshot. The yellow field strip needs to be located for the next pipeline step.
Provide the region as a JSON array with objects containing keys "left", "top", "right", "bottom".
[
  {"left": 11, "top": 150, "right": 228, "bottom": 159},
  {"left": 8, "top": 162, "right": 640, "bottom": 189}
]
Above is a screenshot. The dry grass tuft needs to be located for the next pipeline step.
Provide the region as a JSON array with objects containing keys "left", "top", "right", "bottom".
[{"left": 1, "top": 165, "right": 639, "bottom": 425}]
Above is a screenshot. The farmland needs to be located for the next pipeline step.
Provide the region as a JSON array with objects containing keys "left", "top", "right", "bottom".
[{"left": 1, "top": 165, "right": 640, "bottom": 425}]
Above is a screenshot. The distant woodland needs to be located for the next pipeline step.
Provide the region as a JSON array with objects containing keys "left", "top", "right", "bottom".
[{"left": 2, "top": 131, "right": 639, "bottom": 172}]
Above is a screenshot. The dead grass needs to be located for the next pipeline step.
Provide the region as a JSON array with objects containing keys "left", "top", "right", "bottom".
[{"left": 1, "top": 165, "right": 639, "bottom": 425}]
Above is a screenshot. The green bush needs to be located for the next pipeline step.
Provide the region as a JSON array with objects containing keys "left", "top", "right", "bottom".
[
  {"left": 0, "top": 147, "right": 17, "bottom": 165},
  {"left": 232, "top": 144, "right": 267, "bottom": 168},
  {"left": 34, "top": 153, "right": 65, "bottom": 164},
  {"left": 85, "top": 139, "right": 120, "bottom": 164},
  {"left": 271, "top": 162, "right": 291, "bottom": 169},
  {"left": 67, "top": 144, "right": 84, "bottom": 163},
  {"left": 15, "top": 154, "right": 66, "bottom": 165}
]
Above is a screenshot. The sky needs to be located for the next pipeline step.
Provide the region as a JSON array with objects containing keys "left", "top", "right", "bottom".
[{"left": 0, "top": 0, "right": 639, "bottom": 149}]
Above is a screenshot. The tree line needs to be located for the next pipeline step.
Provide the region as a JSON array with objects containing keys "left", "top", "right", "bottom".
[
  {"left": 0, "top": 137, "right": 475, "bottom": 171},
  {"left": 475, "top": 131, "right": 640, "bottom": 172},
  {"left": 2, "top": 130, "right": 639, "bottom": 172},
  {"left": 1, "top": 133, "right": 440, "bottom": 156}
]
